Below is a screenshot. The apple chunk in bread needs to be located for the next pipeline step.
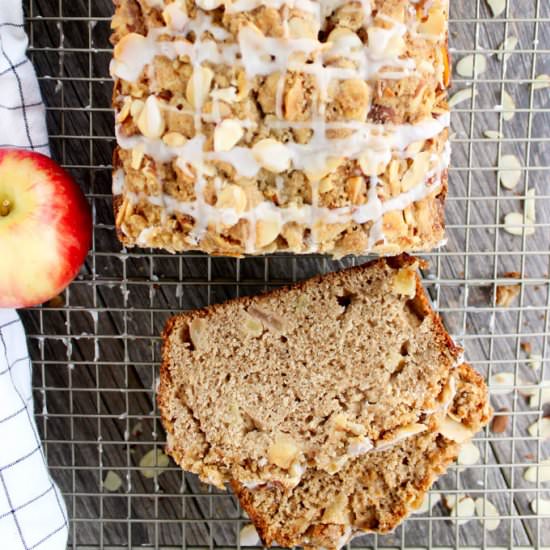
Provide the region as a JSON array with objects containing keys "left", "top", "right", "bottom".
[{"left": 0, "top": 149, "right": 92, "bottom": 308}]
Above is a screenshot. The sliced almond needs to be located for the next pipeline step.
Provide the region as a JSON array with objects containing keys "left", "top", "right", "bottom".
[
  {"left": 131, "top": 144, "right": 145, "bottom": 170},
  {"left": 474, "top": 497, "right": 501, "bottom": 530},
  {"left": 533, "top": 74, "right": 550, "bottom": 90},
  {"left": 456, "top": 54, "right": 487, "bottom": 78},
  {"left": 502, "top": 90, "right": 516, "bottom": 121},
  {"left": 528, "top": 417, "right": 550, "bottom": 439},
  {"left": 450, "top": 496, "right": 476, "bottom": 525},
  {"left": 210, "top": 87, "right": 238, "bottom": 103},
  {"left": 484, "top": 130, "right": 503, "bottom": 139},
  {"left": 255, "top": 216, "right": 283, "bottom": 248},
  {"left": 449, "top": 87, "right": 476, "bottom": 107},
  {"left": 186, "top": 66, "right": 214, "bottom": 108},
  {"left": 239, "top": 524, "right": 260, "bottom": 546},
  {"left": 487, "top": 0, "right": 506, "bottom": 17},
  {"left": 130, "top": 99, "right": 145, "bottom": 120},
  {"left": 525, "top": 189, "right": 536, "bottom": 222},
  {"left": 489, "top": 372, "right": 516, "bottom": 394},
  {"left": 103, "top": 470, "right": 123, "bottom": 492},
  {"left": 139, "top": 448, "right": 170, "bottom": 478},
  {"left": 252, "top": 139, "right": 291, "bottom": 173},
  {"left": 137, "top": 96, "right": 165, "bottom": 139},
  {"left": 498, "top": 154, "right": 522, "bottom": 189},
  {"left": 504, "top": 212, "right": 535, "bottom": 236},
  {"left": 529, "top": 386, "right": 550, "bottom": 409},
  {"left": 214, "top": 119, "right": 244, "bottom": 152},
  {"left": 443, "top": 493, "right": 464, "bottom": 510},
  {"left": 497, "top": 36, "right": 518, "bottom": 62},
  {"left": 457, "top": 442, "right": 481, "bottom": 466},
  {"left": 523, "top": 459, "right": 550, "bottom": 483},
  {"left": 195, "top": 0, "right": 224, "bottom": 9},
  {"left": 530, "top": 498, "right": 550, "bottom": 515},
  {"left": 163, "top": 132, "right": 186, "bottom": 148},
  {"left": 413, "top": 493, "right": 441, "bottom": 515},
  {"left": 162, "top": 1, "right": 188, "bottom": 31},
  {"left": 528, "top": 353, "right": 542, "bottom": 371},
  {"left": 439, "top": 417, "right": 473, "bottom": 443},
  {"left": 116, "top": 97, "right": 132, "bottom": 123},
  {"left": 216, "top": 183, "right": 247, "bottom": 213}
]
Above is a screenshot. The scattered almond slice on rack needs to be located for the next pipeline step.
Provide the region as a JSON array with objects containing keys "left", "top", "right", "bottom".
[
  {"left": 489, "top": 372, "right": 517, "bottom": 394},
  {"left": 474, "top": 497, "right": 501, "bottom": 530},
  {"left": 530, "top": 498, "right": 550, "bottom": 515},
  {"left": 533, "top": 74, "right": 550, "bottom": 90},
  {"left": 491, "top": 408, "right": 510, "bottom": 434},
  {"left": 498, "top": 155, "right": 522, "bottom": 189},
  {"left": 503, "top": 212, "right": 535, "bottom": 237},
  {"left": 457, "top": 442, "right": 481, "bottom": 467},
  {"left": 103, "top": 470, "right": 123, "bottom": 492},
  {"left": 497, "top": 36, "right": 518, "bottom": 62},
  {"left": 449, "top": 87, "right": 476, "bottom": 107},
  {"left": 525, "top": 189, "right": 536, "bottom": 222},
  {"left": 502, "top": 90, "right": 516, "bottom": 121},
  {"left": 528, "top": 385, "right": 550, "bottom": 409},
  {"left": 486, "top": 0, "right": 506, "bottom": 17},
  {"left": 528, "top": 353, "right": 542, "bottom": 371},
  {"left": 523, "top": 459, "right": 550, "bottom": 482},
  {"left": 139, "top": 448, "right": 170, "bottom": 478},
  {"left": 484, "top": 130, "right": 503, "bottom": 139},
  {"left": 527, "top": 417, "right": 550, "bottom": 440},
  {"left": 413, "top": 493, "right": 441, "bottom": 515},
  {"left": 456, "top": 54, "right": 487, "bottom": 78},
  {"left": 448, "top": 495, "right": 476, "bottom": 526},
  {"left": 240, "top": 524, "right": 261, "bottom": 546}
]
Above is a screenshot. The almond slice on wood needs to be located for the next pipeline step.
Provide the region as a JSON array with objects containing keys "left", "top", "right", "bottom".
[
  {"left": 139, "top": 448, "right": 170, "bottom": 478},
  {"left": 474, "top": 497, "right": 501, "bottom": 530},
  {"left": 530, "top": 498, "right": 550, "bottom": 515},
  {"left": 533, "top": 74, "right": 550, "bottom": 90},
  {"left": 450, "top": 496, "right": 476, "bottom": 525},
  {"left": 456, "top": 54, "right": 487, "bottom": 78},
  {"left": 498, "top": 155, "right": 522, "bottom": 189},
  {"left": 497, "top": 36, "right": 518, "bottom": 62},
  {"left": 523, "top": 459, "right": 550, "bottom": 483},
  {"left": 457, "top": 442, "right": 481, "bottom": 466},
  {"left": 503, "top": 212, "right": 535, "bottom": 236},
  {"left": 502, "top": 91, "right": 516, "bottom": 121},
  {"left": 103, "top": 470, "right": 122, "bottom": 492},
  {"left": 484, "top": 130, "right": 503, "bottom": 139},
  {"left": 489, "top": 372, "right": 516, "bottom": 394},
  {"left": 525, "top": 189, "right": 536, "bottom": 222},
  {"left": 527, "top": 417, "right": 550, "bottom": 440},
  {"left": 487, "top": 0, "right": 505, "bottom": 17},
  {"left": 449, "top": 87, "right": 476, "bottom": 107}
]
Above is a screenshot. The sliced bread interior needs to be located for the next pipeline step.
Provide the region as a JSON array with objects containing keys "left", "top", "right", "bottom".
[{"left": 159, "top": 255, "right": 463, "bottom": 489}]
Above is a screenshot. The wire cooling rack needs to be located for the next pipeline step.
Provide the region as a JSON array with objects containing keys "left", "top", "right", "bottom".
[{"left": 20, "top": 0, "right": 550, "bottom": 548}]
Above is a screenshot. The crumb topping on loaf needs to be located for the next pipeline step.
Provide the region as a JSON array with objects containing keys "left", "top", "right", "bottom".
[
  {"left": 158, "top": 256, "right": 463, "bottom": 489},
  {"left": 111, "top": 0, "right": 450, "bottom": 256}
]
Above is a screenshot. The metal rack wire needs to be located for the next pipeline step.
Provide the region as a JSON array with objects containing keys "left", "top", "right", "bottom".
[{"left": 21, "top": 0, "right": 549, "bottom": 548}]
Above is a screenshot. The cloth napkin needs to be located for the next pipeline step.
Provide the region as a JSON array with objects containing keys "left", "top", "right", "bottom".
[{"left": 0, "top": 2, "right": 69, "bottom": 549}]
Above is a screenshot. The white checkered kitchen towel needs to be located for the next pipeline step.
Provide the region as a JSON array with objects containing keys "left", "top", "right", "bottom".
[{"left": 0, "top": 1, "right": 69, "bottom": 549}]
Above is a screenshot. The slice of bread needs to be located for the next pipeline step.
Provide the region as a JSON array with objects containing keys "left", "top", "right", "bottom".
[
  {"left": 233, "top": 364, "right": 491, "bottom": 549},
  {"left": 158, "top": 255, "right": 463, "bottom": 489}
]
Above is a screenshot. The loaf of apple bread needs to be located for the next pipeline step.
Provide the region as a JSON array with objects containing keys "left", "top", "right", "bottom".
[
  {"left": 233, "top": 364, "right": 491, "bottom": 549},
  {"left": 111, "top": 0, "right": 451, "bottom": 256},
  {"left": 158, "top": 255, "right": 466, "bottom": 491}
]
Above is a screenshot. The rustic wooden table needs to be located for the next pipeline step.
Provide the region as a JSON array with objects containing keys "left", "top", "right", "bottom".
[{"left": 20, "top": 0, "right": 550, "bottom": 548}]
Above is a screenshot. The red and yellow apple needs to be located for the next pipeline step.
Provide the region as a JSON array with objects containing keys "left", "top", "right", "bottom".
[{"left": 0, "top": 149, "right": 92, "bottom": 308}]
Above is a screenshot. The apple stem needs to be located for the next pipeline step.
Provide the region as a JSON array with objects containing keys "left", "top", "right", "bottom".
[{"left": 0, "top": 199, "right": 11, "bottom": 217}]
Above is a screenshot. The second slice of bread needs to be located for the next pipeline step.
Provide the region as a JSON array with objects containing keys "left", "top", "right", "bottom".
[{"left": 159, "top": 255, "right": 462, "bottom": 489}]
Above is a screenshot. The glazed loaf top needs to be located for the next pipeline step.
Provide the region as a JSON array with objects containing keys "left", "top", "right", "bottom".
[{"left": 111, "top": 0, "right": 450, "bottom": 256}]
